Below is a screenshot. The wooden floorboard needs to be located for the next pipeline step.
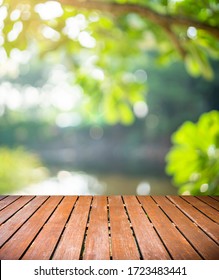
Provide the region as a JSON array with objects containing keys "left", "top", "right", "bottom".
[
  {"left": 0, "top": 195, "right": 218, "bottom": 260},
  {"left": 0, "top": 196, "right": 20, "bottom": 211},
  {"left": 109, "top": 196, "right": 140, "bottom": 259},
  {"left": 123, "top": 196, "right": 170, "bottom": 260},
  {"left": 83, "top": 196, "right": 110, "bottom": 260},
  {"left": 182, "top": 196, "right": 219, "bottom": 223},
  {"left": 53, "top": 196, "right": 92, "bottom": 260},
  {"left": 155, "top": 196, "right": 218, "bottom": 259},
  {"left": 197, "top": 196, "right": 219, "bottom": 210},
  {"left": 138, "top": 196, "right": 201, "bottom": 260},
  {"left": 167, "top": 196, "right": 219, "bottom": 244}
]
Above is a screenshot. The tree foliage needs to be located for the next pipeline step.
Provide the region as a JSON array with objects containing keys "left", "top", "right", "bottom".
[
  {"left": 1, "top": 0, "right": 219, "bottom": 123},
  {"left": 166, "top": 111, "right": 219, "bottom": 195},
  {"left": 0, "top": 147, "right": 49, "bottom": 194}
]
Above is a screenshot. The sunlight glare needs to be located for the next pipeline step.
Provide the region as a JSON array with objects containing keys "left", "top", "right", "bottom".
[
  {"left": 136, "top": 182, "right": 151, "bottom": 195},
  {"left": 42, "top": 25, "right": 60, "bottom": 41},
  {"left": 0, "top": 35, "right": 4, "bottom": 46},
  {"left": 0, "top": 6, "right": 7, "bottom": 22},
  {"left": 10, "top": 48, "right": 31, "bottom": 64},
  {"left": 181, "top": 191, "right": 191, "bottom": 195},
  {"left": 7, "top": 21, "right": 23, "bottom": 42},
  {"left": 10, "top": 9, "right": 21, "bottom": 21},
  {"left": 6, "top": 88, "right": 22, "bottom": 110},
  {"left": 63, "top": 14, "right": 87, "bottom": 40},
  {"left": 51, "top": 89, "right": 76, "bottom": 111},
  {"left": 200, "top": 183, "right": 209, "bottom": 193},
  {"left": 133, "top": 101, "right": 148, "bottom": 118},
  {"left": 91, "top": 68, "right": 105, "bottom": 81},
  {"left": 23, "top": 86, "right": 40, "bottom": 108},
  {"left": 35, "top": 1, "right": 63, "bottom": 20},
  {"left": 134, "top": 69, "right": 147, "bottom": 83},
  {"left": 56, "top": 112, "right": 81, "bottom": 128},
  {"left": 78, "top": 31, "right": 96, "bottom": 48},
  {"left": 187, "top": 26, "right": 197, "bottom": 39}
]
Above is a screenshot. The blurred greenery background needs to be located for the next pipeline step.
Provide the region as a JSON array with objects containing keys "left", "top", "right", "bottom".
[{"left": 0, "top": 0, "right": 219, "bottom": 195}]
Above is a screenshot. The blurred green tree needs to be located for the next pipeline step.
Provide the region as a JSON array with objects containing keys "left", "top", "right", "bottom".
[
  {"left": 166, "top": 111, "right": 219, "bottom": 195},
  {"left": 1, "top": 0, "right": 219, "bottom": 123},
  {"left": 0, "top": 147, "right": 49, "bottom": 194},
  {"left": 1, "top": 0, "right": 219, "bottom": 194}
]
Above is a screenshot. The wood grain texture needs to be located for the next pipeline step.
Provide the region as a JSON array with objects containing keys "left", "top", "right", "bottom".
[
  {"left": 83, "top": 196, "right": 110, "bottom": 260},
  {"left": 138, "top": 196, "right": 201, "bottom": 260},
  {"left": 52, "top": 196, "right": 92, "bottom": 260},
  {"left": 155, "top": 196, "right": 219, "bottom": 259},
  {"left": 0, "top": 196, "right": 20, "bottom": 211},
  {"left": 0, "top": 195, "right": 218, "bottom": 260},
  {"left": 197, "top": 196, "right": 219, "bottom": 210},
  {"left": 0, "top": 196, "right": 48, "bottom": 247},
  {"left": 123, "top": 196, "right": 170, "bottom": 260},
  {"left": 0, "top": 196, "right": 34, "bottom": 225},
  {"left": 22, "top": 196, "right": 77, "bottom": 260},
  {"left": 0, "top": 196, "right": 62, "bottom": 259},
  {"left": 109, "top": 196, "right": 140, "bottom": 259},
  {"left": 168, "top": 196, "right": 219, "bottom": 243},
  {"left": 182, "top": 196, "right": 219, "bottom": 223}
]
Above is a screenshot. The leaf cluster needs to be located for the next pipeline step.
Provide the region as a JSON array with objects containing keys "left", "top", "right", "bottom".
[
  {"left": 1, "top": 0, "right": 219, "bottom": 124},
  {"left": 166, "top": 110, "right": 219, "bottom": 195}
]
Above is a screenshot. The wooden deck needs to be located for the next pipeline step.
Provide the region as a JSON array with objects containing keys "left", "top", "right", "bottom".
[{"left": 0, "top": 195, "right": 218, "bottom": 260}]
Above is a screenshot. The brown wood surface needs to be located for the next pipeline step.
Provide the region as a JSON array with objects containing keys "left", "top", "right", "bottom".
[
  {"left": 123, "top": 196, "right": 171, "bottom": 260},
  {"left": 22, "top": 196, "right": 77, "bottom": 260},
  {"left": 138, "top": 196, "right": 202, "bottom": 259},
  {"left": 197, "top": 196, "right": 219, "bottom": 210},
  {"left": 182, "top": 196, "right": 219, "bottom": 223},
  {"left": 83, "top": 196, "right": 110, "bottom": 260},
  {"left": 0, "top": 196, "right": 34, "bottom": 225},
  {"left": 0, "top": 195, "right": 218, "bottom": 260},
  {"left": 109, "top": 196, "right": 140, "bottom": 259},
  {"left": 53, "top": 196, "right": 92, "bottom": 260},
  {"left": 0, "top": 196, "right": 62, "bottom": 259},
  {"left": 0, "top": 196, "right": 48, "bottom": 247},
  {"left": 154, "top": 196, "right": 219, "bottom": 259},
  {"left": 0, "top": 196, "right": 20, "bottom": 211},
  {"left": 168, "top": 196, "right": 219, "bottom": 243}
]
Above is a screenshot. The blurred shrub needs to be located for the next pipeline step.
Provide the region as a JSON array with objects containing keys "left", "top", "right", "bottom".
[
  {"left": 0, "top": 147, "right": 49, "bottom": 194},
  {"left": 166, "top": 111, "right": 219, "bottom": 195}
]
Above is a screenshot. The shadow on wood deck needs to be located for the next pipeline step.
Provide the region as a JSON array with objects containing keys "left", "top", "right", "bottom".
[{"left": 0, "top": 195, "right": 218, "bottom": 260}]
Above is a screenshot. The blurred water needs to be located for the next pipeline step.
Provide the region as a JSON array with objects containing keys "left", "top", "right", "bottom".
[{"left": 14, "top": 170, "right": 178, "bottom": 195}]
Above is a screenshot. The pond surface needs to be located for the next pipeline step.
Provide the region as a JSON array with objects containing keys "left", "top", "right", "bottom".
[{"left": 15, "top": 170, "right": 178, "bottom": 195}]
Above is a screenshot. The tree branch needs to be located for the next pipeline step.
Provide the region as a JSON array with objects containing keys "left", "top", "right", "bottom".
[{"left": 60, "top": 0, "right": 219, "bottom": 39}]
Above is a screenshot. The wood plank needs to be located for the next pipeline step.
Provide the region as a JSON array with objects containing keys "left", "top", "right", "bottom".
[
  {"left": 22, "top": 196, "right": 77, "bottom": 260},
  {"left": 53, "top": 196, "right": 92, "bottom": 260},
  {"left": 197, "top": 196, "right": 219, "bottom": 210},
  {"left": 0, "top": 196, "right": 48, "bottom": 247},
  {"left": 123, "top": 196, "right": 170, "bottom": 260},
  {"left": 0, "top": 196, "right": 7, "bottom": 201},
  {"left": 168, "top": 196, "right": 219, "bottom": 244},
  {"left": 0, "top": 196, "right": 34, "bottom": 225},
  {"left": 182, "top": 196, "right": 219, "bottom": 223},
  {"left": 0, "top": 196, "right": 20, "bottom": 211},
  {"left": 108, "top": 196, "right": 140, "bottom": 260},
  {"left": 83, "top": 196, "right": 110, "bottom": 260},
  {"left": 138, "top": 196, "right": 201, "bottom": 260},
  {"left": 155, "top": 196, "right": 219, "bottom": 260},
  {"left": 211, "top": 196, "right": 219, "bottom": 201},
  {"left": 0, "top": 196, "right": 63, "bottom": 260}
]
